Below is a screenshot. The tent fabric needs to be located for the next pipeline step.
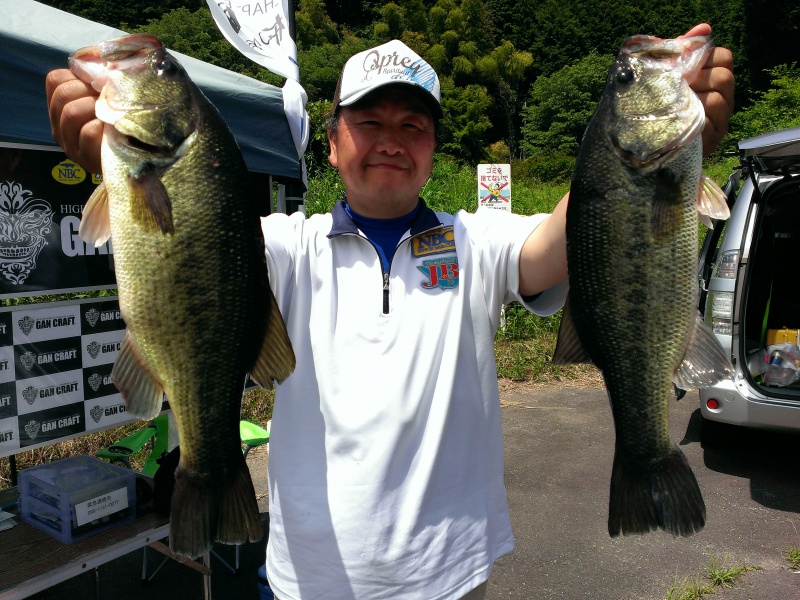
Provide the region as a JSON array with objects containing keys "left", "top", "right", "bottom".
[{"left": 0, "top": 0, "right": 302, "bottom": 182}]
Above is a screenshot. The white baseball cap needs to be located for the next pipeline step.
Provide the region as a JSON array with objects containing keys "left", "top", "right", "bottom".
[{"left": 332, "top": 39, "right": 442, "bottom": 117}]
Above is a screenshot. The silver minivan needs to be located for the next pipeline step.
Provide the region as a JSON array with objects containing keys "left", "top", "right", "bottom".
[{"left": 697, "top": 126, "right": 800, "bottom": 445}]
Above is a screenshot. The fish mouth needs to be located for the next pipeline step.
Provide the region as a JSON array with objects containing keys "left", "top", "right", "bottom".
[
  {"left": 622, "top": 35, "right": 713, "bottom": 81},
  {"left": 612, "top": 35, "right": 712, "bottom": 168},
  {"left": 614, "top": 96, "right": 705, "bottom": 169},
  {"left": 69, "top": 34, "right": 163, "bottom": 94}
]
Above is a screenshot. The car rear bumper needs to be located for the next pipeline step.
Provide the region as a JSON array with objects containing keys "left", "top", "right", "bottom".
[{"left": 699, "top": 377, "right": 800, "bottom": 432}]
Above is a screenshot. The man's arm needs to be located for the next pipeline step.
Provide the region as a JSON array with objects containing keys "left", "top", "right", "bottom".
[{"left": 518, "top": 23, "right": 735, "bottom": 297}]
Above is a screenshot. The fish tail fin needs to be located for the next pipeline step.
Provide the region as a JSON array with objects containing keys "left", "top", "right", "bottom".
[
  {"left": 216, "top": 453, "right": 264, "bottom": 546},
  {"left": 608, "top": 443, "right": 705, "bottom": 537},
  {"left": 168, "top": 454, "right": 262, "bottom": 559},
  {"left": 169, "top": 471, "right": 217, "bottom": 558}
]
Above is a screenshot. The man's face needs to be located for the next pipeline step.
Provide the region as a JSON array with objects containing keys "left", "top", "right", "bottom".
[{"left": 328, "top": 87, "right": 437, "bottom": 218}]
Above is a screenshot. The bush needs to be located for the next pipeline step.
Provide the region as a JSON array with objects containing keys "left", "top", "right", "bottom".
[{"left": 514, "top": 154, "right": 576, "bottom": 183}]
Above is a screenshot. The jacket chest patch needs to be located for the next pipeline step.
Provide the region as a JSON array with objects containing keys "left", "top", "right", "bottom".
[
  {"left": 417, "top": 257, "right": 459, "bottom": 290},
  {"left": 411, "top": 227, "right": 455, "bottom": 257}
]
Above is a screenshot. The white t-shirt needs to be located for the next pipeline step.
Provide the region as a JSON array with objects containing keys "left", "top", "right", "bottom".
[{"left": 262, "top": 200, "right": 567, "bottom": 600}]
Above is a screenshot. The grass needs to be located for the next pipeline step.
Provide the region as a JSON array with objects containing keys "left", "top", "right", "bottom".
[
  {"left": 787, "top": 546, "right": 800, "bottom": 570},
  {"left": 664, "top": 552, "right": 760, "bottom": 600}
]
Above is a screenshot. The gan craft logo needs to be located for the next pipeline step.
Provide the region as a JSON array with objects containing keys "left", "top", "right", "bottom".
[
  {"left": 0, "top": 181, "right": 54, "bottom": 285},
  {"left": 22, "top": 385, "right": 37, "bottom": 405},
  {"left": 85, "top": 308, "right": 100, "bottom": 327},
  {"left": 87, "top": 341, "right": 101, "bottom": 359},
  {"left": 91, "top": 402, "right": 126, "bottom": 422},
  {"left": 89, "top": 404, "right": 104, "bottom": 423},
  {"left": 88, "top": 373, "right": 103, "bottom": 392},
  {"left": 20, "top": 351, "right": 36, "bottom": 371},
  {"left": 18, "top": 315, "right": 34, "bottom": 335},
  {"left": 24, "top": 420, "right": 40, "bottom": 440}
]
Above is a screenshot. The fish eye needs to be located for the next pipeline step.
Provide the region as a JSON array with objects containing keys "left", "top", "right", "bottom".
[
  {"left": 155, "top": 59, "right": 177, "bottom": 76},
  {"left": 615, "top": 67, "right": 634, "bottom": 85}
]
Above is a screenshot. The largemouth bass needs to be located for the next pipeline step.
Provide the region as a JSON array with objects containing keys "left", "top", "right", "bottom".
[
  {"left": 69, "top": 34, "right": 295, "bottom": 558},
  {"left": 552, "top": 35, "right": 733, "bottom": 537}
]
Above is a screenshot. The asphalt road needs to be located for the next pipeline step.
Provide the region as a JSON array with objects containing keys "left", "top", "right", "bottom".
[{"left": 19, "top": 383, "right": 800, "bottom": 599}]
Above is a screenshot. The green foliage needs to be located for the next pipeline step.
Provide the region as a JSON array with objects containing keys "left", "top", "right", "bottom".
[
  {"left": 662, "top": 553, "right": 760, "bottom": 600},
  {"left": 439, "top": 79, "right": 493, "bottom": 162},
  {"left": 521, "top": 52, "right": 613, "bottom": 157},
  {"left": 44, "top": 0, "right": 800, "bottom": 169},
  {"left": 304, "top": 165, "right": 345, "bottom": 216},
  {"left": 419, "top": 156, "right": 477, "bottom": 213},
  {"left": 296, "top": 0, "right": 341, "bottom": 49},
  {"left": 514, "top": 154, "right": 576, "bottom": 184},
  {"left": 726, "top": 63, "right": 800, "bottom": 149},
  {"left": 786, "top": 547, "right": 800, "bottom": 570},
  {"left": 129, "top": 7, "right": 284, "bottom": 86},
  {"left": 305, "top": 99, "right": 334, "bottom": 173}
]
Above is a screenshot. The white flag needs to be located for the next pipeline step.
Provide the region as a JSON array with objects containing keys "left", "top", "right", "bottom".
[{"left": 207, "top": 0, "right": 300, "bottom": 82}]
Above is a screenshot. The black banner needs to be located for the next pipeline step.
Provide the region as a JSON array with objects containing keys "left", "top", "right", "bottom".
[{"left": 0, "top": 143, "right": 116, "bottom": 299}]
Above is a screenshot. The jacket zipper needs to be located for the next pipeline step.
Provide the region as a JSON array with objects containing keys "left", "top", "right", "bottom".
[
  {"left": 340, "top": 224, "right": 448, "bottom": 315},
  {"left": 383, "top": 271, "right": 390, "bottom": 314}
]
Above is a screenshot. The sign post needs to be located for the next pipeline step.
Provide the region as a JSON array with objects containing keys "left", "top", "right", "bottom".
[{"left": 477, "top": 163, "right": 511, "bottom": 213}]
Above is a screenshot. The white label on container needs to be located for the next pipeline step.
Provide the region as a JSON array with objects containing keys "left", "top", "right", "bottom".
[{"left": 74, "top": 486, "right": 128, "bottom": 527}]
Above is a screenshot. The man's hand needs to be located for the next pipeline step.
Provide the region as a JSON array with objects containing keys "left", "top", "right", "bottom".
[
  {"left": 682, "top": 23, "right": 735, "bottom": 156},
  {"left": 45, "top": 69, "right": 103, "bottom": 174}
]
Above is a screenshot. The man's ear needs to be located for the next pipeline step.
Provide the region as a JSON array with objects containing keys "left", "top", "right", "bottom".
[{"left": 327, "top": 127, "right": 338, "bottom": 167}]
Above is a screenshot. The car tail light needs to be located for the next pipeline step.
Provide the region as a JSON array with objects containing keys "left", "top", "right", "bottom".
[
  {"left": 706, "top": 398, "right": 720, "bottom": 410},
  {"left": 707, "top": 291, "right": 734, "bottom": 335},
  {"left": 714, "top": 249, "right": 739, "bottom": 279}
]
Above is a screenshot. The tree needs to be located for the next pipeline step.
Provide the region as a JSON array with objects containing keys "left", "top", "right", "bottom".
[
  {"left": 296, "top": 0, "right": 340, "bottom": 50},
  {"left": 521, "top": 52, "right": 612, "bottom": 157},
  {"left": 475, "top": 41, "right": 532, "bottom": 157},
  {"left": 439, "top": 79, "right": 493, "bottom": 162},
  {"left": 727, "top": 64, "right": 800, "bottom": 148}
]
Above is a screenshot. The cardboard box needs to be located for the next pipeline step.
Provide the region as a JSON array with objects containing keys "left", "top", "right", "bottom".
[
  {"left": 19, "top": 455, "right": 136, "bottom": 544},
  {"left": 766, "top": 327, "right": 800, "bottom": 346}
]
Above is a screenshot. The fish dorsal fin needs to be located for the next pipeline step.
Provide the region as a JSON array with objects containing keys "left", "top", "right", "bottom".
[
  {"left": 129, "top": 164, "right": 175, "bottom": 234},
  {"left": 552, "top": 296, "right": 593, "bottom": 365},
  {"left": 696, "top": 174, "right": 730, "bottom": 228},
  {"left": 673, "top": 312, "right": 735, "bottom": 390},
  {"left": 112, "top": 330, "right": 165, "bottom": 419},
  {"left": 79, "top": 182, "right": 112, "bottom": 246},
  {"left": 249, "top": 290, "right": 296, "bottom": 389}
]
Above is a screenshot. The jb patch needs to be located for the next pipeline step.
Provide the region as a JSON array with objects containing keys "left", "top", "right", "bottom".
[
  {"left": 417, "top": 256, "right": 459, "bottom": 290},
  {"left": 411, "top": 227, "right": 455, "bottom": 257}
]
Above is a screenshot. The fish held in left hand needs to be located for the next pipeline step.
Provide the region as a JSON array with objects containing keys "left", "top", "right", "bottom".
[
  {"left": 553, "top": 35, "right": 733, "bottom": 538},
  {"left": 69, "top": 34, "right": 295, "bottom": 558}
]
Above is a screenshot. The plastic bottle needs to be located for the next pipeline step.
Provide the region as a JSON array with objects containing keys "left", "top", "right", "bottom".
[{"left": 764, "top": 349, "right": 799, "bottom": 386}]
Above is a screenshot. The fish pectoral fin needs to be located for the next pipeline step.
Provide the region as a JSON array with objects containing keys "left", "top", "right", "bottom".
[
  {"left": 128, "top": 164, "right": 175, "bottom": 234},
  {"left": 249, "top": 290, "right": 296, "bottom": 389},
  {"left": 79, "top": 182, "right": 112, "bottom": 246},
  {"left": 552, "top": 298, "right": 592, "bottom": 365},
  {"left": 673, "top": 312, "right": 735, "bottom": 390},
  {"left": 696, "top": 174, "right": 730, "bottom": 225},
  {"left": 112, "top": 330, "right": 165, "bottom": 419}
]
